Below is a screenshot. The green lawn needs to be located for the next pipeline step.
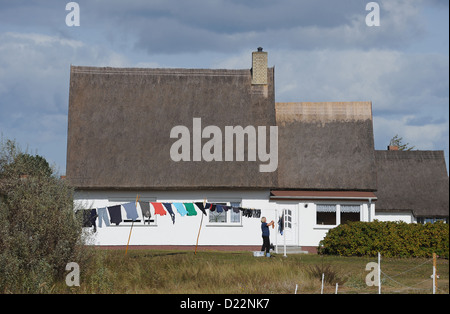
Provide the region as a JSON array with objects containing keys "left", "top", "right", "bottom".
[{"left": 59, "top": 249, "right": 449, "bottom": 294}]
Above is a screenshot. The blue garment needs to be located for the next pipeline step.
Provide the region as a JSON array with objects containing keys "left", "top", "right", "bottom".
[
  {"left": 163, "top": 203, "right": 176, "bottom": 224},
  {"left": 261, "top": 222, "right": 270, "bottom": 237},
  {"left": 216, "top": 204, "right": 224, "bottom": 213},
  {"left": 122, "top": 202, "right": 139, "bottom": 221},
  {"left": 173, "top": 203, "right": 188, "bottom": 216},
  {"left": 107, "top": 205, "right": 122, "bottom": 225},
  {"left": 97, "top": 207, "right": 110, "bottom": 228}
]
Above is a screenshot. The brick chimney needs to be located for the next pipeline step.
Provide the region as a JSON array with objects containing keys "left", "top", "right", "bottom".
[
  {"left": 387, "top": 145, "right": 399, "bottom": 151},
  {"left": 251, "top": 47, "right": 268, "bottom": 85}
]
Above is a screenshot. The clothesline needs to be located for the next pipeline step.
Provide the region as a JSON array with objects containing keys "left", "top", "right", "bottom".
[{"left": 78, "top": 201, "right": 262, "bottom": 229}]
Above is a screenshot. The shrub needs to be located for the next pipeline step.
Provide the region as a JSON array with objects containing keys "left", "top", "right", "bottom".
[
  {"left": 318, "top": 220, "right": 449, "bottom": 258},
  {"left": 0, "top": 138, "right": 91, "bottom": 293}
]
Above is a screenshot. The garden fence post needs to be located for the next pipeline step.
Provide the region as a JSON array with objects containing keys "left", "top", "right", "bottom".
[
  {"left": 321, "top": 273, "right": 324, "bottom": 294},
  {"left": 378, "top": 252, "right": 381, "bottom": 294},
  {"left": 433, "top": 253, "right": 437, "bottom": 294}
]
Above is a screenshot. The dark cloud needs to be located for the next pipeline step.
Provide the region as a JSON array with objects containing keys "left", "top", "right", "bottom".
[{"left": 0, "top": 0, "right": 447, "bottom": 171}]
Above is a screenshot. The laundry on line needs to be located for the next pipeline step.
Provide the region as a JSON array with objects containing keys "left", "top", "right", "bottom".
[{"left": 77, "top": 201, "right": 262, "bottom": 229}]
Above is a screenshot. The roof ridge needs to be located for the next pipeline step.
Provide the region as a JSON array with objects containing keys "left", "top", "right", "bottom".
[{"left": 71, "top": 66, "right": 250, "bottom": 76}]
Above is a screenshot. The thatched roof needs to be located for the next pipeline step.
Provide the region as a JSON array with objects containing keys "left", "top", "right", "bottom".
[
  {"left": 375, "top": 150, "right": 449, "bottom": 217},
  {"left": 275, "top": 102, "right": 377, "bottom": 191},
  {"left": 66, "top": 66, "right": 277, "bottom": 189},
  {"left": 66, "top": 67, "right": 377, "bottom": 191}
]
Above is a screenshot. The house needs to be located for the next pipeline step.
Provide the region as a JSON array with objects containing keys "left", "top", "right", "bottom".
[
  {"left": 374, "top": 148, "right": 449, "bottom": 224},
  {"left": 66, "top": 48, "right": 448, "bottom": 252}
]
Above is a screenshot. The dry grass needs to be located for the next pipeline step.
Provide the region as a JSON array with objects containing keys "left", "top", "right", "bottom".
[{"left": 55, "top": 249, "right": 449, "bottom": 294}]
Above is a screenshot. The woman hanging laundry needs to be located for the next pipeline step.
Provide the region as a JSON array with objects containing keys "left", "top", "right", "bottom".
[{"left": 260, "top": 217, "right": 275, "bottom": 257}]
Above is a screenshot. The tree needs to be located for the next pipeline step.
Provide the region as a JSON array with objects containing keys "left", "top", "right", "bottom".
[
  {"left": 0, "top": 138, "right": 91, "bottom": 293},
  {"left": 389, "top": 134, "right": 415, "bottom": 151}
]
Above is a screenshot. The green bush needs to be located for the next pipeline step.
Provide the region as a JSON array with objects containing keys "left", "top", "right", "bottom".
[
  {"left": 318, "top": 220, "right": 449, "bottom": 258},
  {"left": 0, "top": 138, "right": 91, "bottom": 293}
]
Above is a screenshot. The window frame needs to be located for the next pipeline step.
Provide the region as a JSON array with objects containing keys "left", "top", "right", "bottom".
[
  {"left": 104, "top": 197, "right": 158, "bottom": 227},
  {"left": 206, "top": 201, "right": 243, "bottom": 227},
  {"left": 314, "top": 203, "right": 362, "bottom": 229}
]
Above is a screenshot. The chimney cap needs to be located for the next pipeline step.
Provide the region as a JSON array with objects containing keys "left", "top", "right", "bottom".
[{"left": 257, "top": 47, "right": 263, "bottom": 52}]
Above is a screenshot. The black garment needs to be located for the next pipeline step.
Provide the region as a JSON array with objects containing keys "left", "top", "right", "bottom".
[
  {"left": 261, "top": 236, "right": 271, "bottom": 255},
  {"left": 78, "top": 209, "right": 97, "bottom": 232},
  {"left": 194, "top": 202, "right": 207, "bottom": 216},
  {"left": 205, "top": 203, "right": 216, "bottom": 212},
  {"left": 107, "top": 205, "right": 122, "bottom": 225},
  {"left": 278, "top": 214, "right": 284, "bottom": 235},
  {"left": 163, "top": 202, "right": 176, "bottom": 224}
]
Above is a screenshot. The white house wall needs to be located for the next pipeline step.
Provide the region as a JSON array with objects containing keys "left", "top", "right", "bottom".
[
  {"left": 275, "top": 202, "right": 374, "bottom": 248},
  {"left": 374, "top": 211, "right": 415, "bottom": 223},
  {"left": 74, "top": 189, "right": 276, "bottom": 247},
  {"left": 75, "top": 190, "right": 377, "bottom": 249}
]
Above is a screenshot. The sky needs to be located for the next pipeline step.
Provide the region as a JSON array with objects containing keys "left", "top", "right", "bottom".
[{"left": 0, "top": 0, "right": 448, "bottom": 175}]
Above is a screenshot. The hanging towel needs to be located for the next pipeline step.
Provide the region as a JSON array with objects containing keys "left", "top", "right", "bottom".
[
  {"left": 107, "top": 205, "right": 122, "bottom": 225},
  {"left": 163, "top": 203, "right": 176, "bottom": 224},
  {"left": 122, "top": 202, "right": 139, "bottom": 221},
  {"left": 139, "top": 201, "right": 151, "bottom": 224},
  {"left": 194, "top": 202, "right": 207, "bottom": 216},
  {"left": 151, "top": 202, "right": 167, "bottom": 216},
  {"left": 183, "top": 203, "right": 197, "bottom": 216},
  {"left": 173, "top": 203, "right": 188, "bottom": 216},
  {"left": 97, "top": 207, "right": 110, "bottom": 228}
]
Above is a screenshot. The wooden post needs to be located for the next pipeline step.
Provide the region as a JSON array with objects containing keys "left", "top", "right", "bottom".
[
  {"left": 283, "top": 209, "right": 287, "bottom": 258},
  {"left": 125, "top": 195, "right": 140, "bottom": 255},
  {"left": 194, "top": 199, "right": 206, "bottom": 255}
]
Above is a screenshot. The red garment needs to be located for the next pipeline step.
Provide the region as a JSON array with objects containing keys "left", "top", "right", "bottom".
[{"left": 151, "top": 202, "right": 167, "bottom": 216}]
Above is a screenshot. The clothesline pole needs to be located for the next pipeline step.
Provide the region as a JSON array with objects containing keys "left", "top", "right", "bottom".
[
  {"left": 275, "top": 209, "right": 278, "bottom": 254},
  {"left": 283, "top": 208, "right": 287, "bottom": 258},
  {"left": 125, "top": 194, "right": 139, "bottom": 255},
  {"left": 194, "top": 199, "right": 206, "bottom": 255}
]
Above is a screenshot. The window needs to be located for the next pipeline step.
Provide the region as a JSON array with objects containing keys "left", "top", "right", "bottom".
[
  {"left": 417, "top": 217, "right": 448, "bottom": 224},
  {"left": 208, "top": 201, "right": 241, "bottom": 225},
  {"left": 106, "top": 199, "right": 157, "bottom": 227},
  {"left": 316, "top": 204, "right": 361, "bottom": 226},
  {"left": 316, "top": 204, "right": 336, "bottom": 225},
  {"left": 340, "top": 205, "right": 360, "bottom": 224},
  {"left": 209, "top": 204, "right": 227, "bottom": 223},
  {"left": 230, "top": 202, "right": 241, "bottom": 223},
  {"left": 284, "top": 209, "right": 292, "bottom": 228}
]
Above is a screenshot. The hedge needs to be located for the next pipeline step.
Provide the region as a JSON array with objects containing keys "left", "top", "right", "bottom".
[{"left": 318, "top": 220, "right": 449, "bottom": 258}]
